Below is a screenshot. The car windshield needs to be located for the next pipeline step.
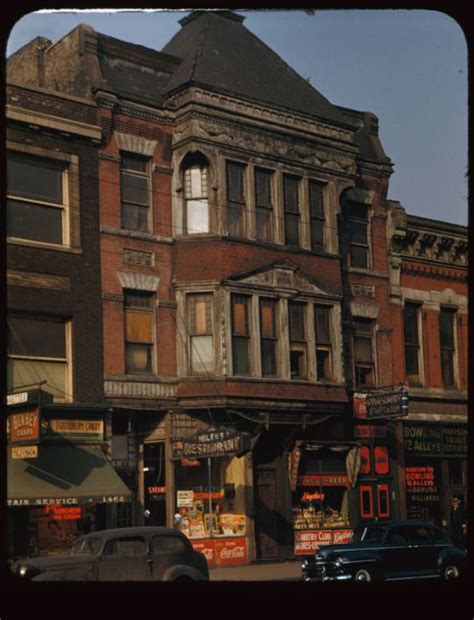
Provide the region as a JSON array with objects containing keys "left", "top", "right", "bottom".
[
  {"left": 351, "top": 525, "right": 387, "bottom": 544},
  {"left": 71, "top": 537, "right": 102, "bottom": 556}
]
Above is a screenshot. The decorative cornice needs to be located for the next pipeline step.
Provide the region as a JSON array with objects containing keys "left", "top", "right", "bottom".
[
  {"left": 105, "top": 379, "right": 176, "bottom": 399},
  {"left": 7, "top": 269, "right": 70, "bottom": 291},
  {"left": 117, "top": 271, "right": 160, "bottom": 292},
  {"left": 400, "top": 263, "right": 467, "bottom": 283},
  {"left": 114, "top": 131, "right": 157, "bottom": 156}
]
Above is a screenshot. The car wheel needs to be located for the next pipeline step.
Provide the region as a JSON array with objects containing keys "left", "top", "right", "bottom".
[
  {"left": 354, "top": 568, "right": 372, "bottom": 582},
  {"left": 442, "top": 564, "right": 460, "bottom": 581},
  {"left": 173, "top": 576, "right": 194, "bottom": 582}
]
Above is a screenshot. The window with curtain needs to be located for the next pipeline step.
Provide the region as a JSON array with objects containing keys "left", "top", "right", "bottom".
[
  {"left": 289, "top": 302, "right": 307, "bottom": 378},
  {"left": 188, "top": 294, "right": 214, "bottom": 374},
  {"left": 124, "top": 291, "right": 154, "bottom": 373},
  {"left": 309, "top": 180, "right": 325, "bottom": 252},
  {"left": 226, "top": 161, "right": 246, "bottom": 237},
  {"left": 7, "top": 152, "right": 67, "bottom": 245},
  {"left": 439, "top": 307, "right": 456, "bottom": 388},
  {"left": 120, "top": 153, "right": 150, "bottom": 232},
  {"left": 284, "top": 174, "right": 301, "bottom": 247},
  {"left": 231, "top": 294, "right": 251, "bottom": 374},
  {"left": 255, "top": 168, "right": 274, "bottom": 242},
  {"left": 314, "top": 305, "right": 332, "bottom": 380},
  {"left": 7, "top": 315, "right": 70, "bottom": 400},
  {"left": 182, "top": 153, "right": 209, "bottom": 233},
  {"left": 260, "top": 298, "right": 278, "bottom": 376}
]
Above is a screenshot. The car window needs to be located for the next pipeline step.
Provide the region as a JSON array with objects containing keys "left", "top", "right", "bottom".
[
  {"left": 386, "top": 527, "right": 409, "bottom": 544},
  {"left": 71, "top": 537, "right": 102, "bottom": 556},
  {"left": 408, "top": 526, "right": 431, "bottom": 543},
  {"left": 351, "top": 526, "right": 386, "bottom": 543},
  {"left": 103, "top": 537, "right": 148, "bottom": 556},
  {"left": 152, "top": 536, "right": 186, "bottom": 554},
  {"left": 429, "top": 527, "right": 449, "bottom": 544}
]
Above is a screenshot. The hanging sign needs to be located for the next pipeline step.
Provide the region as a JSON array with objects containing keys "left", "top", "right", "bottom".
[
  {"left": 10, "top": 408, "right": 40, "bottom": 444},
  {"left": 354, "top": 388, "right": 409, "bottom": 420},
  {"left": 175, "top": 427, "right": 251, "bottom": 459}
]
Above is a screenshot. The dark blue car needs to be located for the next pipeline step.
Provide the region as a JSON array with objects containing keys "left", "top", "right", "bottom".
[{"left": 302, "top": 520, "right": 466, "bottom": 582}]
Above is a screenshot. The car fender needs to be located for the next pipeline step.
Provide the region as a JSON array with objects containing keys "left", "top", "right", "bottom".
[
  {"left": 338, "top": 552, "right": 384, "bottom": 578},
  {"left": 162, "top": 564, "right": 206, "bottom": 582},
  {"left": 437, "top": 547, "right": 466, "bottom": 570}
]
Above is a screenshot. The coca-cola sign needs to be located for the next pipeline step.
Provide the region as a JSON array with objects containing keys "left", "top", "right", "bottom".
[{"left": 215, "top": 538, "right": 247, "bottom": 566}]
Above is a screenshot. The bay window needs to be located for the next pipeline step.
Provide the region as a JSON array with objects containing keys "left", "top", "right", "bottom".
[
  {"left": 226, "top": 161, "right": 246, "bottom": 237},
  {"left": 183, "top": 153, "right": 209, "bottom": 234}
]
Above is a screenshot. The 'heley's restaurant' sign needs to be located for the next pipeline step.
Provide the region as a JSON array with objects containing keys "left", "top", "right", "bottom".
[
  {"left": 354, "top": 388, "right": 409, "bottom": 420},
  {"left": 175, "top": 427, "right": 251, "bottom": 459}
]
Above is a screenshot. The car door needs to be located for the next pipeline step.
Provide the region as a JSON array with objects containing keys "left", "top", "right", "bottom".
[
  {"left": 98, "top": 535, "right": 151, "bottom": 581},
  {"left": 406, "top": 525, "right": 440, "bottom": 576},
  {"left": 382, "top": 526, "right": 416, "bottom": 579},
  {"left": 149, "top": 534, "right": 193, "bottom": 580}
]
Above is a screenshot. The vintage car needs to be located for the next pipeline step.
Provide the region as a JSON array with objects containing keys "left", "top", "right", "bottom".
[
  {"left": 11, "top": 527, "right": 209, "bottom": 582},
  {"left": 301, "top": 520, "right": 466, "bottom": 582}
]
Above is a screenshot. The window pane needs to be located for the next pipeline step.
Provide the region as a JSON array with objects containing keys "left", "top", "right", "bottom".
[
  {"left": 439, "top": 309, "right": 454, "bottom": 348},
  {"left": 192, "top": 298, "right": 211, "bottom": 335},
  {"left": 228, "top": 202, "right": 244, "bottom": 236},
  {"left": 8, "top": 154, "right": 63, "bottom": 204},
  {"left": 290, "top": 346, "right": 306, "bottom": 378},
  {"left": 121, "top": 203, "right": 149, "bottom": 232},
  {"left": 405, "top": 345, "right": 419, "bottom": 377},
  {"left": 404, "top": 303, "right": 420, "bottom": 345},
  {"left": 374, "top": 447, "right": 390, "bottom": 475},
  {"left": 361, "top": 488, "right": 373, "bottom": 517},
  {"left": 185, "top": 166, "right": 208, "bottom": 199},
  {"left": 261, "top": 340, "right": 277, "bottom": 376},
  {"left": 191, "top": 335, "right": 214, "bottom": 373},
  {"left": 226, "top": 162, "right": 245, "bottom": 203},
  {"left": 8, "top": 359, "right": 66, "bottom": 399},
  {"left": 152, "top": 536, "right": 185, "bottom": 554},
  {"left": 7, "top": 199, "right": 63, "bottom": 244},
  {"left": 289, "top": 303, "right": 305, "bottom": 341},
  {"left": 260, "top": 300, "right": 276, "bottom": 338},
  {"left": 125, "top": 292, "right": 153, "bottom": 309},
  {"left": 232, "top": 296, "right": 249, "bottom": 335},
  {"left": 121, "top": 154, "right": 148, "bottom": 173},
  {"left": 344, "top": 203, "right": 368, "bottom": 221},
  {"left": 283, "top": 176, "right": 299, "bottom": 213},
  {"left": 121, "top": 173, "right": 149, "bottom": 205},
  {"left": 354, "top": 336, "right": 373, "bottom": 363},
  {"left": 316, "top": 349, "right": 330, "bottom": 379},
  {"left": 314, "top": 306, "right": 330, "bottom": 344},
  {"left": 378, "top": 487, "right": 389, "bottom": 517},
  {"left": 7, "top": 317, "right": 65, "bottom": 357},
  {"left": 256, "top": 207, "right": 272, "bottom": 242},
  {"left": 356, "top": 366, "right": 374, "bottom": 386},
  {"left": 285, "top": 213, "right": 299, "bottom": 246},
  {"left": 350, "top": 245, "right": 368, "bottom": 269},
  {"left": 311, "top": 220, "right": 324, "bottom": 250},
  {"left": 347, "top": 220, "right": 368, "bottom": 245},
  {"left": 126, "top": 311, "right": 153, "bottom": 343},
  {"left": 233, "top": 337, "right": 250, "bottom": 374},
  {"left": 309, "top": 181, "right": 324, "bottom": 217},
  {"left": 187, "top": 199, "right": 209, "bottom": 233},
  {"left": 255, "top": 169, "right": 272, "bottom": 207},
  {"left": 125, "top": 343, "right": 152, "bottom": 373},
  {"left": 441, "top": 349, "right": 455, "bottom": 387}
]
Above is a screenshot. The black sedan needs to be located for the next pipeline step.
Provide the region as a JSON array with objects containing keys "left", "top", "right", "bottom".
[
  {"left": 11, "top": 527, "right": 209, "bottom": 582},
  {"left": 301, "top": 520, "right": 466, "bottom": 582}
]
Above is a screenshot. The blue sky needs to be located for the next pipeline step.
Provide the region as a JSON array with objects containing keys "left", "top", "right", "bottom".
[{"left": 7, "top": 9, "right": 468, "bottom": 226}]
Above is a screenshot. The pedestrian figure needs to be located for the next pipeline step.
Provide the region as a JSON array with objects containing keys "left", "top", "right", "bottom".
[{"left": 450, "top": 496, "right": 467, "bottom": 549}]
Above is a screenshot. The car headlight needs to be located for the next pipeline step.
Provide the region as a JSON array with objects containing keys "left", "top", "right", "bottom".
[
  {"left": 333, "top": 557, "right": 345, "bottom": 568},
  {"left": 301, "top": 558, "right": 309, "bottom": 568},
  {"left": 19, "top": 566, "right": 28, "bottom": 577}
]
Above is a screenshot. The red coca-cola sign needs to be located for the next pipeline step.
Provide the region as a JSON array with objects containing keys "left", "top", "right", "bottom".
[
  {"left": 215, "top": 538, "right": 247, "bottom": 566},
  {"left": 191, "top": 539, "right": 216, "bottom": 567}
]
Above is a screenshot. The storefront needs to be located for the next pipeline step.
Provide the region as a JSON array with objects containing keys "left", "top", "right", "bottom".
[
  {"left": 172, "top": 426, "right": 252, "bottom": 567},
  {"left": 7, "top": 390, "right": 132, "bottom": 559},
  {"left": 402, "top": 421, "right": 468, "bottom": 527}
]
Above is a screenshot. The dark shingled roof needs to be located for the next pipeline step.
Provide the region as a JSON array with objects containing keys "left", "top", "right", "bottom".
[{"left": 161, "top": 10, "right": 351, "bottom": 126}]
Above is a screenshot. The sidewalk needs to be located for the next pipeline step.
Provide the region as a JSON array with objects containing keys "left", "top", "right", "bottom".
[{"left": 209, "top": 560, "right": 301, "bottom": 581}]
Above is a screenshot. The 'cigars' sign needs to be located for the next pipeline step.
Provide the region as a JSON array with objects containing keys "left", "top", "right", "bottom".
[{"left": 10, "top": 408, "right": 40, "bottom": 444}]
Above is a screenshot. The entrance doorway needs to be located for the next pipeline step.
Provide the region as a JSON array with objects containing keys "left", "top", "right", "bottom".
[{"left": 144, "top": 442, "right": 167, "bottom": 526}]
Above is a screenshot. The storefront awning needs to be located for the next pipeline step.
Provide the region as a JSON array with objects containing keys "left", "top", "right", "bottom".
[{"left": 7, "top": 444, "right": 132, "bottom": 506}]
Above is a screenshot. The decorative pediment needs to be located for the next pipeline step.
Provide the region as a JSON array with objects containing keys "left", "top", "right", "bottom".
[{"left": 226, "top": 260, "right": 340, "bottom": 299}]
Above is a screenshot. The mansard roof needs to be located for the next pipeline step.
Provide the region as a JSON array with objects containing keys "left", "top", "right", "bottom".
[{"left": 161, "top": 10, "right": 351, "bottom": 127}]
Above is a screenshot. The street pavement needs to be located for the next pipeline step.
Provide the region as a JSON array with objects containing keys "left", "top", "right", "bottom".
[{"left": 209, "top": 559, "right": 301, "bottom": 581}]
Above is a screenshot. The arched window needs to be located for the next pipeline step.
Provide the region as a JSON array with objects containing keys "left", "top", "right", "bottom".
[{"left": 181, "top": 153, "right": 209, "bottom": 234}]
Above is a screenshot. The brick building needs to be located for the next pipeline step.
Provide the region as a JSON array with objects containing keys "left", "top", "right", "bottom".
[
  {"left": 6, "top": 10, "right": 467, "bottom": 564},
  {"left": 388, "top": 205, "right": 468, "bottom": 528}
]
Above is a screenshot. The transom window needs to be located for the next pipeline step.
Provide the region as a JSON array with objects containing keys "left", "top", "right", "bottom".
[
  {"left": 120, "top": 153, "right": 150, "bottom": 232},
  {"left": 188, "top": 294, "right": 214, "bottom": 374},
  {"left": 7, "top": 315, "right": 70, "bottom": 401},
  {"left": 309, "top": 180, "right": 325, "bottom": 252},
  {"left": 124, "top": 291, "right": 154, "bottom": 374},
  {"left": 255, "top": 168, "right": 274, "bottom": 243},
  {"left": 7, "top": 152, "right": 67, "bottom": 245},
  {"left": 283, "top": 174, "right": 301, "bottom": 247},
  {"left": 226, "top": 161, "right": 246, "bottom": 237}
]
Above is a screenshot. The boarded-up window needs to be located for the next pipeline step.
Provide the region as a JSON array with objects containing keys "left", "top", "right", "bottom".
[
  {"left": 121, "top": 153, "right": 150, "bottom": 232},
  {"left": 260, "top": 298, "right": 278, "bottom": 376},
  {"left": 255, "top": 168, "right": 274, "bottom": 242},
  {"left": 439, "top": 307, "right": 456, "bottom": 388},
  {"left": 232, "top": 295, "right": 250, "bottom": 375},
  {"left": 7, "top": 152, "right": 66, "bottom": 245},
  {"left": 226, "top": 162, "right": 246, "bottom": 237},
  {"left": 289, "top": 302, "right": 307, "bottom": 378},
  {"left": 124, "top": 291, "right": 154, "bottom": 373},
  {"left": 309, "top": 180, "right": 325, "bottom": 252},
  {"left": 284, "top": 175, "right": 300, "bottom": 247},
  {"left": 189, "top": 294, "right": 214, "bottom": 374}
]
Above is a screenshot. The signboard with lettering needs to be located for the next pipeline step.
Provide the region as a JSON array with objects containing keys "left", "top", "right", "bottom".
[
  {"left": 354, "top": 388, "right": 409, "bottom": 420},
  {"left": 405, "top": 464, "right": 440, "bottom": 520},
  {"left": 403, "top": 424, "right": 467, "bottom": 457},
  {"left": 42, "top": 419, "right": 104, "bottom": 442},
  {"left": 297, "top": 475, "right": 349, "bottom": 487},
  {"left": 10, "top": 408, "right": 40, "bottom": 444},
  {"left": 12, "top": 445, "right": 38, "bottom": 459},
  {"left": 354, "top": 424, "right": 387, "bottom": 439},
  {"left": 175, "top": 427, "right": 251, "bottom": 459},
  {"left": 294, "top": 529, "right": 353, "bottom": 555}
]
